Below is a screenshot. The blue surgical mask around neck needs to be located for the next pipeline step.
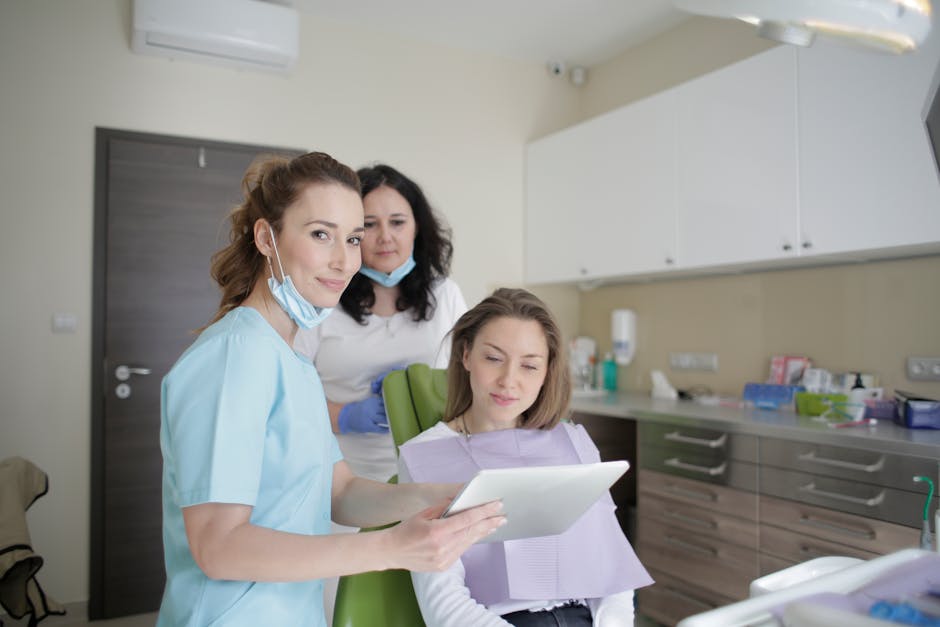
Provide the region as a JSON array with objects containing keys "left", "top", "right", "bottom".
[
  {"left": 359, "top": 255, "right": 416, "bottom": 287},
  {"left": 266, "top": 227, "right": 332, "bottom": 329}
]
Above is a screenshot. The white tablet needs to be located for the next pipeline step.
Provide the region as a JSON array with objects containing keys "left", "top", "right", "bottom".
[{"left": 441, "top": 460, "right": 629, "bottom": 543}]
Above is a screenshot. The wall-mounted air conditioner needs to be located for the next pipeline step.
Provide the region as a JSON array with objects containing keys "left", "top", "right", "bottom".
[{"left": 131, "top": 0, "right": 300, "bottom": 73}]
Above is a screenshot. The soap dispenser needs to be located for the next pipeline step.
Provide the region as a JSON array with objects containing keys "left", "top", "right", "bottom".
[{"left": 848, "top": 372, "right": 867, "bottom": 404}]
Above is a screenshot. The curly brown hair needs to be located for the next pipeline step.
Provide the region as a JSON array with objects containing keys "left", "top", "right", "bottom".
[
  {"left": 443, "top": 288, "right": 571, "bottom": 430},
  {"left": 207, "top": 151, "right": 360, "bottom": 326}
]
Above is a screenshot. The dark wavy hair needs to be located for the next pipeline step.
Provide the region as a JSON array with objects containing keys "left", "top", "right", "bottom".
[
  {"left": 339, "top": 164, "right": 453, "bottom": 324},
  {"left": 444, "top": 288, "right": 571, "bottom": 430},
  {"left": 207, "top": 151, "right": 360, "bottom": 326}
]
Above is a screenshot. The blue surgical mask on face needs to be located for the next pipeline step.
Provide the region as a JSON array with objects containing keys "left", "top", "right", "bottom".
[
  {"left": 359, "top": 255, "right": 416, "bottom": 287},
  {"left": 266, "top": 227, "right": 332, "bottom": 329}
]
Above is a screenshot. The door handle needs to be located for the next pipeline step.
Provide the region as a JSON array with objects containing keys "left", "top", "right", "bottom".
[{"left": 115, "top": 365, "right": 152, "bottom": 381}]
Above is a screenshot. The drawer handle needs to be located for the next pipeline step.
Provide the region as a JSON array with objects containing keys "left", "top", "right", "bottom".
[
  {"left": 798, "top": 450, "right": 885, "bottom": 473},
  {"left": 663, "top": 483, "right": 718, "bottom": 502},
  {"left": 798, "top": 514, "right": 876, "bottom": 540},
  {"left": 659, "top": 585, "right": 716, "bottom": 610},
  {"left": 665, "top": 534, "right": 718, "bottom": 558},
  {"left": 665, "top": 457, "right": 727, "bottom": 476},
  {"left": 664, "top": 508, "right": 718, "bottom": 530},
  {"left": 664, "top": 431, "right": 728, "bottom": 448},
  {"left": 798, "top": 545, "right": 829, "bottom": 559},
  {"left": 799, "top": 482, "right": 885, "bottom": 507}
]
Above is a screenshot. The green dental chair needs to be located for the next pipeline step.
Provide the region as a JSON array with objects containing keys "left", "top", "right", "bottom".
[{"left": 331, "top": 364, "right": 448, "bottom": 627}]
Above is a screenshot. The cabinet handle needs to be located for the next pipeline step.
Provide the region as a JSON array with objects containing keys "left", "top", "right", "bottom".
[
  {"left": 782, "top": 243, "right": 792, "bottom": 252},
  {"left": 659, "top": 585, "right": 716, "bottom": 610},
  {"left": 798, "top": 450, "right": 885, "bottom": 473},
  {"left": 664, "top": 508, "right": 718, "bottom": 530},
  {"left": 802, "top": 241, "right": 813, "bottom": 249},
  {"left": 665, "top": 534, "right": 718, "bottom": 557},
  {"left": 665, "top": 457, "right": 727, "bottom": 476},
  {"left": 798, "top": 514, "right": 875, "bottom": 540},
  {"left": 662, "top": 482, "right": 718, "bottom": 502},
  {"left": 664, "top": 431, "right": 727, "bottom": 448},
  {"left": 665, "top": 256, "right": 675, "bottom": 265},
  {"left": 799, "top": 482, "right": 885, "bottom": 507},
  {"left": 798, "top": 545, "right": 829, "bottom": 559}
]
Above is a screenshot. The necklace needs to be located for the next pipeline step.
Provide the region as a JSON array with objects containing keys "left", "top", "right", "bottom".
[{"left": 459, "top": 414, "right": 472, "bottom": 441}]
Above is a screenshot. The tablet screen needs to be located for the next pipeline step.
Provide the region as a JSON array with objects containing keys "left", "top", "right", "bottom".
[{"left": 441, "top": 460, "right": 629, "bottom": 543}]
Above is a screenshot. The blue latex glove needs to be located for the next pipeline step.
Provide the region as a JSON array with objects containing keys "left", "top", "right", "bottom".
[
  {"left": 338, "top": 396, "right": 389, "bottom": 434},
  {"left": 370, "top": 364, "right": 406, "bottom": 395}
]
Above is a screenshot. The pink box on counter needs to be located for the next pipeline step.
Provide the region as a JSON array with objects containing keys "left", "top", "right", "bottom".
[{"left": 768, "top": 356, "right": 811, "bottom": 386}]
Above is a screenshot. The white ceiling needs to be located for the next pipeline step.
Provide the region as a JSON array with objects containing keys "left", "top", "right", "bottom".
[{"left": 290, "top": 0, "right": 691, "bottom": 68}]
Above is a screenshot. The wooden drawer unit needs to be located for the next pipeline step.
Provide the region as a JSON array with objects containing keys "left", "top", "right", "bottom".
[
  {"left": 639, "top": 489, "right": 758, "bottom": 550},
  {"left": 760, "top": 494, "right": 919, "bottom": 556},
  {"left": 641, "top": 422, "right": 758, "bottom": 462},
  {"left": 759, "top": 522, "right": 879, "bottom": 564},
  {"left": 639, "top": 469, "right": 758, "bottom": 522},
  {"left": 637, "top": 514, "right": 758, "bottom": 601},
  {"left": 760, "top": 438, "right": 937, "bottom": 492},
  {"left": 761, "top": 465, "right": 933, "bottom": 528},
  {"left": 640, "top": 422, "right": 758, "bottom": 490},
  {"left": 637, "top": 567, "right": 733, "bottom": 627}
]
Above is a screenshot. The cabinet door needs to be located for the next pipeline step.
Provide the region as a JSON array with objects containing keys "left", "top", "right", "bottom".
[
  {"left": 525, "top": 125, "right": 593, "bottom": 284},
  {"left": 798, "top": 39, "right": 940, "bottom": 255},
  {"left": 676, "top": 46, "right": 800, "bottom": 268},
  {"left": 580, "top": 91, "right": 677, "bottom": 277}
]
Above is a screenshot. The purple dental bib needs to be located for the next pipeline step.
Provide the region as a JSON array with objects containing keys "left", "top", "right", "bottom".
[{"left": 399, "top": 423, "right": 653, "bottom": 606}]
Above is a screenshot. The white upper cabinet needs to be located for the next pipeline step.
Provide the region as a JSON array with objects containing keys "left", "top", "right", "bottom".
[
  {"left": 525, "top": 124, "right": 593, "bottom": 284},
  {"left": 797, "top": 39, "right": 940, "bottom": 256},
  {"left": 581, "top": 89, "right": 677, "bottom": 279},
  {"left": 525, "top": 90, "right": 677, "bottom": 284},
  {"left": 675, "top": 46, "right": 799, "bottom": 269},
  {"left": 525, "top": 35, "right": 940, "bottom": 286}
]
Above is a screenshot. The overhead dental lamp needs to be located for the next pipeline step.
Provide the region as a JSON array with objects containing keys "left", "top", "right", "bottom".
[{"left": 673, "top": 0, "right": 933, "bottom": 53}]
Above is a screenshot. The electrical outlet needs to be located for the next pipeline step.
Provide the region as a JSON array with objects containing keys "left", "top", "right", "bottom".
[
  {"left": 907, "top": 356, "right": 940, "bottom": 381},
  {"left": 670, "top": 352, "right": 719, "bottom": 371}
]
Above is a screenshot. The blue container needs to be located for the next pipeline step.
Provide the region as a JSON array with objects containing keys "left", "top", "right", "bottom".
[
  {"left": 894, "top": 390, "right": 940, "bottom": 429},
  {"left": 742, "top": 383, "right": 805, "bottom": 410}
]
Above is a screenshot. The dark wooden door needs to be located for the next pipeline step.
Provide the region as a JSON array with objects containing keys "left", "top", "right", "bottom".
[{"left": 90, "top": 129, "right": 301, "bottom": 618}]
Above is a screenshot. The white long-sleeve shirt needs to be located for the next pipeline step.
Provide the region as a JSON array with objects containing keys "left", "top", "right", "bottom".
[{"left": 398, "top": 422, "right": 636, "bottom": 627}]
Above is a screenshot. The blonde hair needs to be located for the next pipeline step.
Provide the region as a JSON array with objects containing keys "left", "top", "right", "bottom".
[
  {"left": 207, "top": 151, "right": 360, "bottom": 326},
  {"left": 444, "top": 288, "right": 571, "bottom": 429}
]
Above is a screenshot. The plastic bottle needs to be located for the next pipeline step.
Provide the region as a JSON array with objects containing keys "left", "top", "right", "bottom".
[{"left": 602, "top": 352, "right": 618, "bottom": 392}]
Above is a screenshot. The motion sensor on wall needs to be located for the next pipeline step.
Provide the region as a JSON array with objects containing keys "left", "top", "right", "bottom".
[{"left": 546, "top": 61, "right": 566, "bottom": 77}]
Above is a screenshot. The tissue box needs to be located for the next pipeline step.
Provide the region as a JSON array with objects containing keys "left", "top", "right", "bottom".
[
  {"left": 795, "top": 392, "right": 848, "bottom": 417},
  {"left": 894, "top": 390, "right": 940, "bottom": 429}
]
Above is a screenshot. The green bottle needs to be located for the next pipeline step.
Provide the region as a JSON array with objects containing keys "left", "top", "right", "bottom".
[{"left": 602, "top": 352, "right": 618, "bottom": 392}]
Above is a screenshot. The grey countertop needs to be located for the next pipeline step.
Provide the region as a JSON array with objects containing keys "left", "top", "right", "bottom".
[{"left": 570, "top": 391, "right": 940, "bottom": 458}]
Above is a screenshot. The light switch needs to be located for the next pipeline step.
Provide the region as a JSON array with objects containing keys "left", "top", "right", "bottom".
[{"left": 51, "top": 312, "right": 77, "bottom": 333}]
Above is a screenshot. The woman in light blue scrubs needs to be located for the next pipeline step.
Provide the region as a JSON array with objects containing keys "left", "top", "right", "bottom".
[{"left": 158, "top": 151, "right": 505, "bottom": 627}]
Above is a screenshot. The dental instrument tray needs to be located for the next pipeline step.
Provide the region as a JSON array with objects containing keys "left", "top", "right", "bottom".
[
  {"left": 893, "top": 390, "right": 940, "bottom": 429},
  {"left": 742, "top": 383, "right": 805, "bottom": 410}
]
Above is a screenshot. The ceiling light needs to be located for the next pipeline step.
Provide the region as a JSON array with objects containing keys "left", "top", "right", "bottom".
[{"left": 673, "top": 0, "right": 933, "bottom": 53}]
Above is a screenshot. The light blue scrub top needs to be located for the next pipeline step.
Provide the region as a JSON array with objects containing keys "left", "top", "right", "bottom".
[{"left": 158, "top": 307, "right": 342, "bottom": 626}]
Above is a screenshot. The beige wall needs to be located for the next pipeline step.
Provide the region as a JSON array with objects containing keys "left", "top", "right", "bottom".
[
  {"left": 579, "top": 256, "right": 940, "bottom": 399},
  {"left": 0, "top": 0, "right": 583, "bottom": 604}
]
